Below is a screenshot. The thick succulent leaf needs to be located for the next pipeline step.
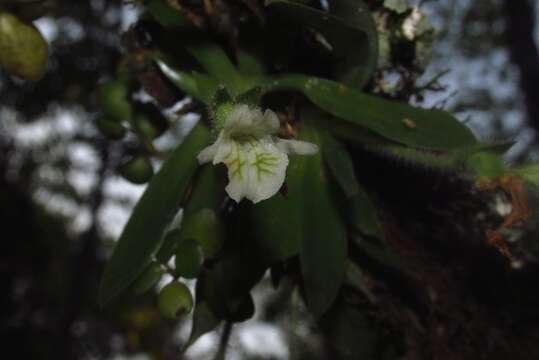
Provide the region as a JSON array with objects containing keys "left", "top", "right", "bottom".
[
  {"left": 299, "top": 127, "right": 348, "bottom": 318},
  {"left": 327, "top": 0, "right": 378, "bottom": 88},
  {"left": 147, "top": 3, "right": 248, "bottom": 97},
  {"left": 262, "top": 75, "right": 477, "bottom": 149},
  {"left": 347, "top": 185, "right": 383, "bottom": 239},
  {"left": 131, "top": 262, "right": 166, "bottom": 295},
  {"left": 147, "top": 0, "right": 245, "bottom": 94},
  {"left": 184, "top": 41, "right": 247, "bottom": 96},
  {"left": 154, "top": 55, "right": 218, "bottom": 103},
  {"left": 183, "top": 271, "right": 223, "bottom": 352},
  {"left": 250, "top": 150, "right": 310, "bottom": 263},
  {"left": 252, "top": 127, "right": 346, "bottom": 316},
  {"left": 321, "top": 132, "right": 359, "bottom": 198},
  {"left": 266, "top": 0, "right": 377, "bottom": 89},
  {"left": 99, "top": 123, "right": 211, "bottom": 306},
  {"left": 185, "top": 165, "right": 225, "bottom": 215}
]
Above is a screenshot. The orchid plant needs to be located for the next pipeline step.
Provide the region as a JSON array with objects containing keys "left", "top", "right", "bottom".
[{"left": 95, "top": 0, "right": 539, "bottom": 357}]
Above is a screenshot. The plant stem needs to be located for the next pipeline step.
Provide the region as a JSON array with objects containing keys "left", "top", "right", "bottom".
[{"left": 214, "top": 321, "right": 233, "bottom": 360}]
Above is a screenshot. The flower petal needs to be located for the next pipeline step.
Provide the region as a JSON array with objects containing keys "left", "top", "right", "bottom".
[
  {"left": 224, "top": 105, "right": 280, "bottom": 138},
  {"left": 275, "top": 138, "right": 319, "bottom": 155},
  {"left": 216, "top": 137, "right": 288, "bottom": 203},
  {"left": 197, "top": 143, "right": 219, "bottom": 164},
  {"left": 197, "top": 134, "right": 226, "bottom": 164}
]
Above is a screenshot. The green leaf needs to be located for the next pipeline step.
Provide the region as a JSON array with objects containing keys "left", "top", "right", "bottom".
[
  {"left": 99, "top": 122, "right": 212, "bottom": 306},
  {"left": 183, "top": 300, "right": 221, "bottom": 351},
  {"left": 351, "top": 234, "right": 403, "bottom": 272},
  {"left": 154, "top": 55, "right": 218, "bottom": 103},
  {"left": 327, "top": 0, "right": 379, "bottom": 88},
  {"left": 347, "top": 184, "right": 383, "bottom": 239},
  {"left": 147, "top": 4, "right": 248, "bottom": 97},
  {"left": 155, "top": 229, "right": 182, "bottom": 264},
  {"left": 299, "top": 127, "right": 348, "bottom": 318},
  {"left": 321, "top": 132, "right": 359, "bottom": 198},
  {"left": 250, "top": 152, "right": 310, "bottom": 264},
  {"left": 131, "top": 262, "right": 166, "bottom": 295},
  {"left": 183, "top": 165, "right": 225, "bottom": 216},
  {"left": 262, "top": 74, "right": 477, "bottom": 149},
  {"left": 183, "top": 270, "right": 223, "bottom": 351},
  {"left": 266, "top": 0, "right": 377, "bottom": 89},
  {"left": 184, "top": 43, "right": 248, "bottom": 96},
  {"left": 309, "top": 107, "right": 502, "bottom": 178}
]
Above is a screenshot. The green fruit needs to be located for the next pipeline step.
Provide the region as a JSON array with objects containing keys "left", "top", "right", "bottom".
[
  {"left": 132, "top": 262, "right": 165, "bottom": 294},
  {"left": 118, "top": 155, "right": 154, "bottom": 184},
  {"left": 96, "top": 116, "right": 126, "bottom": 139},
  {"left": 180, "top": 209, "right": 224, "bottom": 259},
  {"left": 133, "top": 102, "right": 169, "bottom": 141},
  {"left": 0, "top": 11, "right": 48, "bottom": 81},
  {"left": 134, "top": 113, "right": 167, "bottom": 141},
  {"left": 157, "top": 282, "right": 193, "bottom": 320},
  {"left": 97, "top": 80, "right": 132, "bottom": 121},
  {"left": 175, "top": 238, "right": 203, "bottom": 279}
]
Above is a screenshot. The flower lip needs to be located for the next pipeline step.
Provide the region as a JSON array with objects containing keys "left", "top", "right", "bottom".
[{"left": 198, "top": 104, "right": 318, "bottom": 203}]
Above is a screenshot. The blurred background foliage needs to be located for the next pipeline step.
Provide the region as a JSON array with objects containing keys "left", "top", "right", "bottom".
[{"left": 2, "top": 0, "right": 539, "bottom": 359}]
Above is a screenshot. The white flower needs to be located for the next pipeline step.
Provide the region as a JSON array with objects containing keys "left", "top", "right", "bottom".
[{"left": 197, "top": 104, "right": 318, "bottom": 203}]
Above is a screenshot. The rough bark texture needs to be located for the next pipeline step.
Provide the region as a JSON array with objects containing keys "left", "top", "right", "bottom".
[{"left": 348, "top": 148, "right": 539, "bottom": 360}]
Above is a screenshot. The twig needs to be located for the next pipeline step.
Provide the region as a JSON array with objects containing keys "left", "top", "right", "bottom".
[{"left": 213, "top": 321, "right": 233, "bottom": 360}]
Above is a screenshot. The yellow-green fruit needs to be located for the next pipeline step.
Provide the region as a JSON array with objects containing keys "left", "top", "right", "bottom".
[
  {"left": 96, "top": 116, "right": 126, "bottom": 139},
  {"left": 97, "top": 80, "right": 132, "bottom": 121},
  {"left": 180, "top": 209, "right": 224, "bottom": 259},
  {"left": 118, "top": 155, "right": 153, "bottom": 184},
  {"left": 157, "top": 282, "right": 193, "bottom": 320},
  {"left": 175, "top": 238, "right": 203, "bottom": 279},
  {"left": 0, "top": 12, "right": 48, "bottom": 81}
]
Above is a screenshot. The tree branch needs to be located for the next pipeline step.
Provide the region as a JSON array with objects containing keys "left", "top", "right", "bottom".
[{"left": 503, "top": 0, "right": 539, "bottom": 133}]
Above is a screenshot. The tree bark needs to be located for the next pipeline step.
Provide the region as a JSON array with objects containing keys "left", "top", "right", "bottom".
[{"left": 503, "top": 0, "right": 539, "bottom": 133}]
